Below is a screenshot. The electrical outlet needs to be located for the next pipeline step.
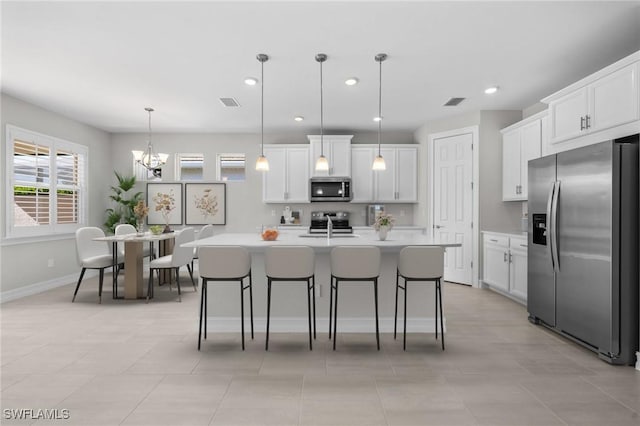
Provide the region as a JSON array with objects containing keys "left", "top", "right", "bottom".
[{"left": 47, "top": 259, "right": 55, "bottom": 267}]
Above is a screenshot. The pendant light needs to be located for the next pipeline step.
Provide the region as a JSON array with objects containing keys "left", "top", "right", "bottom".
[
  {"left": 132, "top": 107, "right": 168, "bottom": 170},
  {"left": 255, "top": 53, "right": 270, "bottom": 171},
  {"left": 372, "top": 53, "right": 387, "bottom": 171},
  {"left": 315, "top": 53, "right": 329, "bottom": 172}
]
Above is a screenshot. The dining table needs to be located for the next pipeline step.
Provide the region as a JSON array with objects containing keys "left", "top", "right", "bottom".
[{"left": 94, "top": 231, "right": 176, "bottom": 299}]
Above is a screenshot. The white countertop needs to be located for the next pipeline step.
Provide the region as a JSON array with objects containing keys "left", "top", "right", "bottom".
[
  {"left": 183, "top": 231, "right": 460, "bottom": 252},
  {"left": 481, "top": 230, "right": 527, "bottom": 239}
]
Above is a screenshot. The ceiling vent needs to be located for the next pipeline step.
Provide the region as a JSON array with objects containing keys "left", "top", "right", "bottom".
[
  {"left": 444, "top": 97, "right": 465, "bottom": 106},
  {"left": 219, "top": 97, "right": 240, "bottom": 107}
]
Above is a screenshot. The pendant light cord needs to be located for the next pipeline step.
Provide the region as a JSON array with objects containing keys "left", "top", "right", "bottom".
[
  {"left": 320, "top": 58, "right": 324, "bottom": 156},
  {"left": 378, "top": 57, "right": 382, "bottom": 156},
  {"left": 261, "top": 59, "right": 264, "bottom": 156}
]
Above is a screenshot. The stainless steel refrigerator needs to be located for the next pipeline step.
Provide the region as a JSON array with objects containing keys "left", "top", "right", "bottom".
[{"left": 528, "top": 135, "right": 639, "bottom": 364}]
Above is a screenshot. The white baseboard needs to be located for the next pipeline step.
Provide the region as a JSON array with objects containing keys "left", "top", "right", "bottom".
[
  {"left": 206, "top": 317, "right": 446, "bottom": 333},
  {"left": 0, "top": 270, "right": 97, "bottom": 303}
]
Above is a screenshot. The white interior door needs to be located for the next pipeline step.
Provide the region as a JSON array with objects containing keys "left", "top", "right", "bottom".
[{"left": 433, "top": 132, "right": 473, "bottom": 285}]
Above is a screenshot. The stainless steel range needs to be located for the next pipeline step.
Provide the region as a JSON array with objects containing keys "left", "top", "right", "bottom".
[{"left": 309, "top": 211, "right": 352, "bottom": 234}]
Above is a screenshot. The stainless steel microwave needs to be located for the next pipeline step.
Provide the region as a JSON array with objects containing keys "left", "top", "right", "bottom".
[{"left": 309, "top": 177, "right": 352, "bottom": 202}]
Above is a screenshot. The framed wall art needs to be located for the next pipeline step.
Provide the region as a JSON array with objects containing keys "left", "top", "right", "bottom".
[
  {"left": 147, "top": 182, "right": 183, "bottom": 226},
  {"left": 185, "top": 182, "right": 226, "bottom": 225}
]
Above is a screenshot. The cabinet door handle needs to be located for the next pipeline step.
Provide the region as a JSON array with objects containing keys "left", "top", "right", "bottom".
[
  {"left": 509, "top": 253, "right": 513, "bottom": 263},
  {"left": 489, "top": 238, "right": 498, "bottom": 242},
  {"left": 503, "top": 252, "right": 508, "bottom": 262},
  {"left": 580, "top": 116, "right": 585, "bottom": 131},
  {"left": 586, "top": 115, "right": 591, "bottom": 129},
  {"left": 520, "top": 244, "right": 528, "bottom": 248}
]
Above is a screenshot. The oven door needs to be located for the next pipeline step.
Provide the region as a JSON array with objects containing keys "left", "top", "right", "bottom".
[{"left": 310, "top": 178, "right": 351, "bottom": 202}]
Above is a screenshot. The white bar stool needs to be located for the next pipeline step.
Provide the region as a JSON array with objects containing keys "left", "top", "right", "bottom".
[
  {"left": 395, "top": 246, "right": 445, "bottom": 351},
  {"left": 197, "top": 246, "right": 253, "bottom": 350},
  {"left": 329, "top": 246, "right": 381, "bottom": 351},
  {"left": 264, "top": 246, "right": 316, "bottom": 350}
]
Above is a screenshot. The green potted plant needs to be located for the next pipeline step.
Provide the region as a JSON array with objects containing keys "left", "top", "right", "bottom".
[{"left": 104, "top": 171, "right": 143, "bottom": 234}]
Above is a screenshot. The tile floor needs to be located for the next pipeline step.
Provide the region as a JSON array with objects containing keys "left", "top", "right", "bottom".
[{"left": 2, "top": 273, "right": 640, "bottom": 425}]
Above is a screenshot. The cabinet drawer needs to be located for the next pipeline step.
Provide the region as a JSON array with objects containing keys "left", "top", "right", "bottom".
[
  {"left": 509, "top": 237, "right": 528, "bottom": 250},
  {"left": 484, "top": 234, "right": 509, "bottom": 247}
]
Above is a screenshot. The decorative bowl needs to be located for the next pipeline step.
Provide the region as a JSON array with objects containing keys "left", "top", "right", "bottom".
[
  {"left": 149, "top": 225, "right": 164, "bottom": 235},
  {"left": 261, "top": 228, "right": 279, "bottom": 241}
]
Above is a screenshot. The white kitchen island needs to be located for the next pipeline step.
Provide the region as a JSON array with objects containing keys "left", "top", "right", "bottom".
[{"left": 184, "top": 230, "right": 460, "bottom": 334}]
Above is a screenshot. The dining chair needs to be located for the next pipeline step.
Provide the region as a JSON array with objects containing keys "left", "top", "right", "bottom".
[
  {"left": 329, "top": 246, "right": 381, "bottom": 351},
  {"left": 147, "top": 228, "right": 196, "bottom": 302},
  {"left": 72, "top": 227, "right": 120, "bottom": 303},
  {"left": 395, "top": 246, "right": 445, "bottom": 350},
  {"left": 197, "top": 246, "right": 253, "bottom": 350},
  {"left": 115, "top": 223, "right": 154, "bottom": 259},
  {"left": 192, "top": 224, "right": 215, "bottom": 272},
  {"left": 264, "top": 246, "right": 316, "bottom": 350}
]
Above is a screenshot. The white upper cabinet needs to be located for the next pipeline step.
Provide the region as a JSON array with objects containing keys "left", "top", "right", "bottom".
[
  {"left": 351, "top": 146, "right": 375, "bottom": 202},
  {"left": 262, "top": 145, "right": 309, "bottom": 203},
  {"left": 308, "top": 135, "right": 352, "bottom": 177},
  {"left": 350, "top": 144, "right": 419, "bottom": 204},
  {"left": 543, "top": 51, "right": 639, "bottom": 147},
  {"left": 501, "top": 112, "right": 543, "bottom": 201}
]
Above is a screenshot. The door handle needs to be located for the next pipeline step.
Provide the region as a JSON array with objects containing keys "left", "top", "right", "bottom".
[
  {"left": 580, "top": 116, "right": 585, "bottom": 131},
  {"left": 546, "top": 181, "right": 556, "bottom": 271},
  {"left": 434, "top": 225, "right": 443, "bottom": 229},
  {"left": 585, "top": 115, "right": 591, "bottom": 129},
  {"left": 551, "top": 180, "right": 560, "bottom": 272},
  {"left": 503, "top": 252, "right": 508, "bottom": 262},
  {"left": 509, "top": 253, "right": 513, "bottom": 263}
]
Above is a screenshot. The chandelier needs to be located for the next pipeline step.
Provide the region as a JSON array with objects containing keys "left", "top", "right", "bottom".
[{"left": 132, "top": 107, "right": 168, "bottom": 171}]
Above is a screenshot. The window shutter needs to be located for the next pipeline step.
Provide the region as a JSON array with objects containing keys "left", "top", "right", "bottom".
[{"left": 13, "top": 139, "right": 51, "bottom": 226}]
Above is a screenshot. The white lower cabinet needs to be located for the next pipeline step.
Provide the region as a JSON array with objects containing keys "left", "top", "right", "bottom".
[{"left": 482, "top": 232, "right": 527, "bottom": 302}]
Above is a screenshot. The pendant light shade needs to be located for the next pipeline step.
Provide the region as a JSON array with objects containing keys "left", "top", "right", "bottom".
[
  {"left": 372, "top": 53, "right": 387, "bottom": 171},
  {"left": 315, "top": 53, "right": 329, "bottom": 172},
  {"left": 255, "top": 53, "right": 269, "bottom": 171},
  {"left": 132, "top": 107, "right": 168, "bottom": 171}
]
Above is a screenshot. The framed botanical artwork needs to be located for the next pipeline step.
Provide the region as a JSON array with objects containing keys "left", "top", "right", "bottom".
[
  {"left": 147, "top": 183, "right": 183, "bottom": 226},
  {"left": 185, "top": 183, "right": 226, "bottom": 225}
]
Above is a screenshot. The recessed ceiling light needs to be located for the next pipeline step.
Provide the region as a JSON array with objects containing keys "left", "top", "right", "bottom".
[
  {"left": 373, "top": 116, "right": 383, "bottom": 122},
  {"left": 345, "top": 77, "right": 359, "bottom": 86},
  {"left": 244, "top": 77, "right": 258, "bottom": 86},
  {"left": 484, "top": 86, "right": 499, "bottom": 94},
  {"left": 294, "top": 116, "right": 304, "bottom": 122}
]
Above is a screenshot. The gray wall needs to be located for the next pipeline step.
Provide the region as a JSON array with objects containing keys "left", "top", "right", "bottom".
[
  {"left": 1, "top": 94, "right": 113, "bottom": 292},
  {"left": 110, "top": 131, "right": 417, "bottom": 232}
]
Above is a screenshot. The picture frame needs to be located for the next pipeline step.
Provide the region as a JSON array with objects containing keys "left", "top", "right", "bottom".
[
  {"left": 147, "top": 182, "right": 183, "bottom": 225},
  {"left": 185, "top": 182, "right": 227, "bottom": 225}
]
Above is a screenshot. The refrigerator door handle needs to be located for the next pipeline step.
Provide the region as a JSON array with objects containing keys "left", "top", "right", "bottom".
[
  {"left": 551, "top": 180, "right": 561, "bottom": 272},
  {"left": 546, "top": 181, "right": 556, "bottom": 271}
]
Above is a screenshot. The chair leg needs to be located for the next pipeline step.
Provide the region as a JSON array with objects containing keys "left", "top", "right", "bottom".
[
  {"left": 146, "top": 268, "right": 153, "bottom": 303},
  {"left": 403, "top": 278, "right": 408, "bottom": 351},
  {"left": 312, "top": 275, "right": 317, "bottom": 340},
  {"left": 249, "top": 272, "right": 254, "bottom": 339},
  {"left": 72, "top": 268, "right": 87, "bottom": 302},
  {"left": 187, "top": 263, "right": 196, "bottom": 290},
  {"left": 306, "top": 278, "right": 313, "bottom": 350},
  {"left": 198, "top": 279, "right": 206, "bottom": 350},
  {"left": 435, "top": 280, "right": 439, "bottom": 340},
  {"left": 394, "top": 270, "right": 399, "bottom": 339},
  {"left": 374, "top": 277, "right": 380, "bottom": 351},
  {"left": 265, "top": 278, "right": 272, "bottom": 351},
  {"left": 98, "top": 268, "right": 105, "bottom": 304},
  {"left": 204, "top": 279, "right": 208, "bottom": 339},
  {"left": 241, "top": 278, "right": 246, "bottom": 351},
  {"left": 438, "top": 279, "right": 445, "bottom": 351},
  {"left": 328, "top": 276, "right": 334, "bottom": 339},
  {"left": 175, "top": 268, "right": 182, "bottom": 302},
  {"left": 333, "top": 279, "right": 339, "bottom": 351}
]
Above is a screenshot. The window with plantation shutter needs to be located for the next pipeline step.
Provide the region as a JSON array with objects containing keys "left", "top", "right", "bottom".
[{"left": 6, "top": 125, "right": 88, "bottom": 238}]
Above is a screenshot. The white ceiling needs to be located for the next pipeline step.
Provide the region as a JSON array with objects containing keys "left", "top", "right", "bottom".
[{"left": 2, "top": 1, "right": 639, "bottom": 134}]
